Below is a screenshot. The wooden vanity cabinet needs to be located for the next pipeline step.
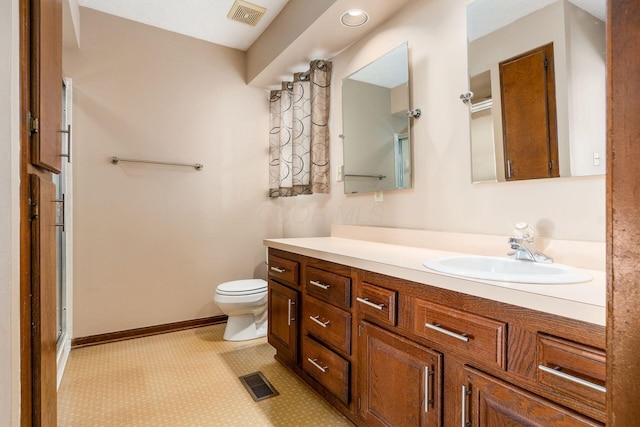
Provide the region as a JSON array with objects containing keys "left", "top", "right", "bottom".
[
  {"left": 358, "top": 322, "right": 442, "bottom": 426},
  {"left": 463, "top": 366, "right": 601, "bottom": 427},
  {"left": 267, "top": 250, "right": 300, "bottom": 366},
  {"left": 300, "top": 258, "right": 355, "bottom": 407},
  {"left": 268, "top": 280, "right": 298, "bottom": 365},
  {"left": 266, "top": 249, "right": 606, "bottom": 426}
]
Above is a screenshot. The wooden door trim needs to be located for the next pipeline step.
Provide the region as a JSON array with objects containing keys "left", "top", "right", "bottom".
[{"left": 606, "top": 0, "right": 640, "bottom": 424}]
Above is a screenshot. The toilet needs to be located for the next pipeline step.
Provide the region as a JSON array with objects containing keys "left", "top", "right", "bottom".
[{"left": 214, "top": 279, "right": 268, "bottom": 341}]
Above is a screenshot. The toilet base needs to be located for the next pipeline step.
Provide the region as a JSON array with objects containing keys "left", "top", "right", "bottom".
[{"left": 223, "top": 313, "right": 268, "bottom": 341}]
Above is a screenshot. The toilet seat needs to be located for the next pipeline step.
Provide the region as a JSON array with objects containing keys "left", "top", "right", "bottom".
[{"left": 216, "top": 279, "right": 267, "bottom": 296}]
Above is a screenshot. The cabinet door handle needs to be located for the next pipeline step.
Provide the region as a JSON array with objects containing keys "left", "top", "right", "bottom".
[
  {"left": 270, "top": 266, "right": 285, "bottom": 273},
  {"left": 424, "top": 366, "right": 433, "bottom": 413},
  {"left": 309, "top": 280, "right": 330, "bottom": 290},
  {"left": 425, "top": 323, "right": 469, "bottom": 342},
  {"left": 309, "top": 315, "right": 330, "bottom": 328},
  {"left": 53, "top": 193, "right": 65, "bottom": 232},
  {"left": 59, "top": 124, "right": 72, "bottom": 163},
  {"left": 538, "top": 364, "right": 606, "bottom": 393},
  {"left": 356, "top": 297, "right": 385, "bottom": 310},
  {"left": 461, "top": 385, "right": 471, "bottom": 427},
  {"left": 307, "top": 358, "right": 328, "bottom": 373},
  {"left": 287, "top": 299, "right": 295, "bottom": 326}
]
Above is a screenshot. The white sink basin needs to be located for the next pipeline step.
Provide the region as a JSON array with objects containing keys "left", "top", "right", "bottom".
[{"left": 423, "top": 256, "right": 592, "bottom": 284}]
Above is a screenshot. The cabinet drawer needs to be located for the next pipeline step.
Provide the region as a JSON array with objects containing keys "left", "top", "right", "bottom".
[
  {"left": 268, "top": 255, "right": 299, "bottom": 288},
  {"left": 413, "top": 298, "right": 506, "bottom": 369},
  {"left": 537, "top": 334, "right": 606, "bottom": 411},
  {"left": 356, "top": 282, "right": 397, "bottom": 327},
  {"left": 306, "top": 266, "right": 351, "bottom": 310},
  {"left": 303, "top": 295, "right": 351, "bottom": 355},
  {"left": 302, "top": 336, "right": 350, "bottom": 405}
]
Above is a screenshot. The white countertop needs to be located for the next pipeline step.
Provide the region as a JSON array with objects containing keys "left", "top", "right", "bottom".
[{"left": 264, "top": 233, "right": 606, "bottom": 326}]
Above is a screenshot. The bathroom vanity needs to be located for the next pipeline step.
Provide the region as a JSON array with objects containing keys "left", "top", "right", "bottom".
[{"left": 265, "top": 227, "right": 606, "bottom": 426}]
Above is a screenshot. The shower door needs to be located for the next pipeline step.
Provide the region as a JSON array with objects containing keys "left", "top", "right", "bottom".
[{"left": 55, "top": 78, "right": 71, "bottom": 348}]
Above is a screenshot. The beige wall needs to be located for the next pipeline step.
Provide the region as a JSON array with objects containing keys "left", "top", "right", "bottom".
[
  {"left": 64, "top": 8, "right": 280, "bottom": 338},
  {"left": 1, "top": 0, "right": 21, "bottom": 422},
  {"left": 565, "top": 1, "right": 606, "bottom": 176},
  {"left": 281, "top": 0, "right": 605, "bottom": 242},
  {"left": 62, "top": 0, "right": 606, "bottom": 338}
]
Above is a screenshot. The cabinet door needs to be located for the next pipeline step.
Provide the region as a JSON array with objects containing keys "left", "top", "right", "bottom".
[
  {"left": 30, "top": 174, "right": 58, "bottom": 425},
  {"left": 31, "top": 0, "right": 63, "bottom": 173},
  {"left": 268, "top": 280, "right": 298, "bottom": 364},
  {"left": 358, "top": 322, "right": 442, "bottom": 426},
  {"left": 462, "top": 366, "right": 602, "bottom": 427}
]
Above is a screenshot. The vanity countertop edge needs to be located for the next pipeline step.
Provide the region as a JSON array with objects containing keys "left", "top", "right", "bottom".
[{"left": 263, "top": 236, "right": 605, "bottom": 326}]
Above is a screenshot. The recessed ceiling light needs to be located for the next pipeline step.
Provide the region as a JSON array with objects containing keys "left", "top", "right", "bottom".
[{"left": 340, "top": 9, "right": 369, "bottom": 27}]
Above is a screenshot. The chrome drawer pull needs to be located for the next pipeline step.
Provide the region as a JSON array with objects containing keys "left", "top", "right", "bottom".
[
  {"left": 307, "top": 358, "right": 328, "bottom": 373},
  {"left": 425, "top": 323, "right": 469, "bottom": 342},
  {"left": 309, "top": 315, "right": 330, "bottom": 328},
  {"left": 309, "top": 280, "right": 330, "bottom": 290},
  {"left": 356, "top": 297, "right": 385, "bottom": 310},
  {"left": 270, "top": 266, "right": 285, "bottom": 273},
  {"left": 538, "top": 364, "right": 606, "bottom": 393}
]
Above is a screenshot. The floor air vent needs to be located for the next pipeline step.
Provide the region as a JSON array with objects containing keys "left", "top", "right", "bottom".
[{"left": 239, "top": 371, "right": 279, "bottom": 402}]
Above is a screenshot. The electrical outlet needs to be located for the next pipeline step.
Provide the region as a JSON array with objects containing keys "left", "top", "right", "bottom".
[
  {"left": 337, "top": 165, "right": 344, "bottom": 182},
  {"left": 374, "top": 191, "right": 383, "bottom": 202}
]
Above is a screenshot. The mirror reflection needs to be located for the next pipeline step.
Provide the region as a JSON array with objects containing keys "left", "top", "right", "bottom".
[
  {"left": 467, "top": 0, "right": 605, "bottom": 183},
  {"left": 342, "top": 43, "right": 411, "bottom": 194}
]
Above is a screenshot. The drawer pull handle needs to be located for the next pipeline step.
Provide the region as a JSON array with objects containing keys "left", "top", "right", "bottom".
[
  {"left": 309, "top": 280, "right": 330, "bottom": 290},
  {"left": 461, "top": 385, "right": 471, "bottom": 427},
  {"left": 424, "top": 366, "right": 434, "bottom": 413},
  {"left": 307, "top": 358, "right": 328, "bottom": 373},
  {"left": 270, "top": 266, "right": 285, "bottom": 273},
  {"left": 356, "top": 297, "right": 385, "bottom": 310},
  {"left": 425, "top": 323, "right": 469, "bottom": 342},
  {"left": 309, "top": 315, "right": 330, "bottom": 328},
  {"left": 287, "top": 299, "right": 295, "bottom": 326},
  {"left": 538, "top": 364, "right": 606, "bottom": 393}
]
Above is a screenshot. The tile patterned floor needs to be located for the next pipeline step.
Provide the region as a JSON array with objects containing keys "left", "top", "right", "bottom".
[{"left": 58, "top": 324, "right": 352, "bottom": 426}]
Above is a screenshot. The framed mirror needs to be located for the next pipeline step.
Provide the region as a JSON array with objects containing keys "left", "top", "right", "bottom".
[
  {"left": 466, "top": 0, "right": 606, "bottom": 183},
  {"left": 342, "top": 43, "right": 412, "bottom": 194}
]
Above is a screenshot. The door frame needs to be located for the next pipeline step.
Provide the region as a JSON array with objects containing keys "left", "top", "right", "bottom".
[{"left": 605, "top": 1, "right": 640, "bottom": 424}]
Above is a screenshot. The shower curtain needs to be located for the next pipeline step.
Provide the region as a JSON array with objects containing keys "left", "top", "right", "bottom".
[{"left": 269, "top": 60, "right": 331, "bottom": 197}]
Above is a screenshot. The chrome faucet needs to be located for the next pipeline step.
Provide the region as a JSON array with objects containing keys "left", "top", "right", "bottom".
[{"left": 507, "top": 223, "right": 553, "bottom": 263}]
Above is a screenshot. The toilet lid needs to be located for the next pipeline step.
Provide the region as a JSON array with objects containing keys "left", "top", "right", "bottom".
[{"left": 216, "top": 279, "right": 267, "bottom": 296}]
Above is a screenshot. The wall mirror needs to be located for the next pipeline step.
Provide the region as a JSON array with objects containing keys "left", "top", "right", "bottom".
[
  {"left": 466, "top": 0, "right": 606, "bottom": 183},
  {"left": 342, "top": 43, "right": 412, "bottom": 194}
]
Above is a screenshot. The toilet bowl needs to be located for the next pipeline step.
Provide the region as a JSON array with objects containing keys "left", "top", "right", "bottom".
[{"left": 214, "top": 279, "right": 268, "bottom": 341}]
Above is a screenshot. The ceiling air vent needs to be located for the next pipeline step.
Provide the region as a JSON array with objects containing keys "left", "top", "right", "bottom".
[{"left": 227, "top": 0, "right": 266, "bottom": 27}]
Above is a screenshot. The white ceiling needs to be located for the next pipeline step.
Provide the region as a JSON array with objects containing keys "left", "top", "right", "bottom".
[{"left": 77, "top": 0, "right": 291, "bottom": 51}]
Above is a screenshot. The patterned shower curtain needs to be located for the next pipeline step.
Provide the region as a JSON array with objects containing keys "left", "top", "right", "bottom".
[{"left": 269, "top": 60, "right": 331, "bottom": 197}]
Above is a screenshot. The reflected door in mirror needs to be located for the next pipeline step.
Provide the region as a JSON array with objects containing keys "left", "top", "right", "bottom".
[{"left": 500, "top": 43, "right": 559, "bottom": 181}]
